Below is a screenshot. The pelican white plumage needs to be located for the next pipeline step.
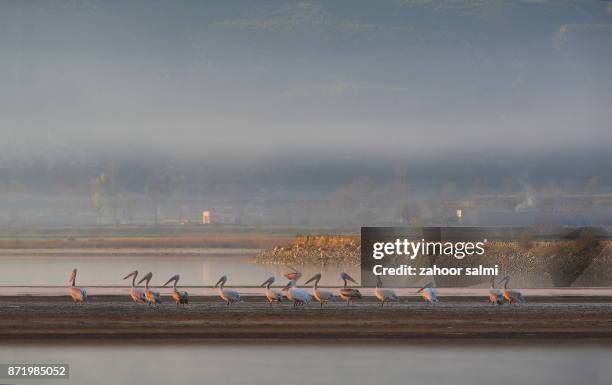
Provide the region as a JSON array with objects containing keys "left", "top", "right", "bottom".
[
  {"left": 374, "top": 275, "right": 399, "bottom": 307},
  {"left": 282, "top": 280, "right": 312, "bottom": 307},
  {"left": 163, "top": 274, "right": 189, "bottom": 308},
  {"left": 338, "top": 272, "right": 362, "bottom": 306},
  {"left": 488, "top": 277, "right": 504, "bottom": 305},
  {"left": 68, "top": 268, "right": 87, "bottom": 304},
  {"left": 260, "top": 276, "right": 282, "bottom": 306},
  {"left": 417, "top": 282, "right": 438, "bottom": 304},
  {"left": 123, "top": 270, "right": 146, "bottom": 304},
  {"left": 304, "top": 273, "right": 337, "bottom": 308},
  {"left": 282, "top": 268, "right": 302, "bottom": 301},
  {"left": 498, "top": 275, "right": 526, "bottom": 304},
  {"left": 215, "top": 275, "right": 241, "bottom": 306},
  {"left": 138, "top": 272, "right": 162, "bottom": 305}
]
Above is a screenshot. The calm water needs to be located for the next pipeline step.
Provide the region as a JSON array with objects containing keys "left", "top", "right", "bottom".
[
  {"left": 0, "top": 249, "right": 358, "bottom": 287},
  {"left": 0, "top": 342, "right": 610, "bottom": 385}
]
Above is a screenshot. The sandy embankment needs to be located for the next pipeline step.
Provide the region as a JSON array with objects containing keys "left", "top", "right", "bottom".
[{"left": 1, "top": 296, "right": 611, "bottom": 341}]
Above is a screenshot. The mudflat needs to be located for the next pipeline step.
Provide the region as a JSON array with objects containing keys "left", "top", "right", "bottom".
[{"left": 1, "top": 296, "right": 611, "bottom": 340}]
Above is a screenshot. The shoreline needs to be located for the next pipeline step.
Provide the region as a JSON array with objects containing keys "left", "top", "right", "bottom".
[
  {"left": 2, "top": 296, "right": 611, "bottom": 341},
  {"left": 2, "top": 287, "right": 612, "bottom": 297}
]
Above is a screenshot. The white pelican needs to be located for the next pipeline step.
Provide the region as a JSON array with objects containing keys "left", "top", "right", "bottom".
[
  {"left": 138, "top": 272, "right": 162, "bottom": 305},
  {"left": 498, "top": 275, "right": 526, "bottom": 304},
  {"left": 304, "top": 273, "right": 337, "bottom": 308},
  {"left": 283, "top": 266, "right": 302, "bottom": 282},
  {"left": 282, "top": 280, "right": 312, "bottom": 307},
  {"left": 488, "top": 277, "right": 504, "bottom": 305},
  {"left": 282, "top": 268, "right": 302, "bottom": 301},
  {"left": 417, "top": 282, "right": 438, "bottom": 304},
  {"left": 163, "top": 274, "right": 189, "bottom": 307},
  {"left": 123, "top": 270, "right": 146, "bottom": 304},
  {"left": 215, "top": 275, "right": 241, "bottom": 306},
  {"left": 260, "top": 276, "right": 282, "bottom": 306},
  {"left": 339, "top": 272, "right": 362, "bottom": 306},
  {"left": 374, "top": 275, "right": 399, "bottom": 307},
  {"left": 68, "top": 268, "right": 87, "bottom": 304}
]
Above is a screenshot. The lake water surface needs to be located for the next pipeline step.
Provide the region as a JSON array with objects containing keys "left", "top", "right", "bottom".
[
  {"left": 0, "top": 248, "right": 358, "bottom": 288},
  {"left": 1, "top": 249, "right": 611, "bottom": 296},
  {"left": 0, "top": 342, "right": 610, "bottom": 385}
]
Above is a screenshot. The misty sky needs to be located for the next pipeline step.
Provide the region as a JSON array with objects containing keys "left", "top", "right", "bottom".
[{"left": 1, "top": 0, "right": 611, "bottom": 162}]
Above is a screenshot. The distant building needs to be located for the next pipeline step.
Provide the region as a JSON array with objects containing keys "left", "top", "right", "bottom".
[{"left": 202, "top": 210, "right": 211, "bottom": 224}]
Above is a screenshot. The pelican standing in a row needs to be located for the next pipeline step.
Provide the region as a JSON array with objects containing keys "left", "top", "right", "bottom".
[
  {"left": 282, "top": 279, "right": 312, "bottom": 307},
  {"left": 339, "top": 272, "right": 362, "bottom": 306},
  {"left": 488, "top": 277, "right": 504, "bottom": 305},
  {"left": 138, "top": 272, "right": 162, "bottom": 305},
  {"left": 498, "top": 275, "right": 525, "bottom": 304},
  {"left": 163, "top": 274, "right": 188, "bottom": 307},
  {"left": 374, "top": 276, "right": 399, "bottom": 307},
  {"left": 417, "top": 282, "right": 438, "bottom": 304},
  {"left": 260, "top": 276, "right": 282, "bottom": 306},
  {"left": 123, "top": 270, "right": 146, "bottom": 304},
  {"left": 304, "top": 273, "right": 337, "bottom": 308},
  {"left": 68, "top": 268, "right": 88, "bottom": 304},
  {"left": 215, "top": 275, "right": 241, "bottom": 306}
]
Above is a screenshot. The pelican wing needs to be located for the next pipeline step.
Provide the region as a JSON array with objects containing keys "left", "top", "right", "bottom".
[
  {"left": 266, "top": 289, "right": 282, "bottom": 302},
  {"left": 291, "top": 288, "right": 312, "bottom": 303},
  {"left": 376, "top": 288, "right": 398, "bottom": 301},
  {"left": 70, "top": 287, "right": 87, "bottom": 303},
  {"left": 314, "top": 288, "right": 336, "bottom": 302},
  {"left": 222, "top": 288, "right": 241, "bottom": 302},
  {"left": 425, "top": 288, "right": 438, "bottom": 303},
  {"left": 130, "top": 288, "right": 146, "bottom": 303},
  {"left": 339, "top": 288, "right": 362, "bottom": 299}
]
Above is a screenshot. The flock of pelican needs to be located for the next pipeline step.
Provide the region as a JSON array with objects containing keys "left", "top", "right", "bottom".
[{"left": 68, "top": 268, "right": 526, "bottom": 307}]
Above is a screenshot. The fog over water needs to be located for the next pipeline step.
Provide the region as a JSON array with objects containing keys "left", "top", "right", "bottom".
[{"left": 1, "top": 1, "right": 611, "bottom": 226}]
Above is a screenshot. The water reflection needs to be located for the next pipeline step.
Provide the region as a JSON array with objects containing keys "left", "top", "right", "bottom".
[
  {"left": 0, "top": 249, "right": 359, "bottom": 287},
  {"left": 0, "top": 342, "right": 610, "bottom": 385}
]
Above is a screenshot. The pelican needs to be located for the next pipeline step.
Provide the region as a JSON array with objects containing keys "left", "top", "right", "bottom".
[
  {"left": 260, "top": 276, "right": 282, "bottom": 306},
  {"left": 374, "top": 275, "right": 399, "bottom": 307},
  {"left": 163, "top": 274, "right": 189, "bottom": 308},
  {"left": 68, "top": 268, "right": 87, "bottom": 304},
  {"left": 488, "top": 277, "right": 504, "bottom": 305},
  {"left": 304, "top": 273, "right": 337, "bottom": 308},
  {"left": 283, "top": 268, "right": 302, "bottom": 301},
  {"left": 338, "top": 272, "right": 362, "bottom": 306},
  {"left": 282, "top": 280, "right": 312, "bottom": 307},
  {"left": 138, "top": 272, "right": 162, "bottom": 305},
  {"left": 417, "top": 282, "right": 438, "bottom": 304},
  {"left": 283, "top": 266, "right": 302, "bottom": 282},
  {"left": 215, "top": 275, "right": 241, "bottom": 306},
  {"left": 498, "top": 275, "right": 526, "bottom": 304},
  {"left": 123, "top": 270, "right": 146, "bottom": 304}
]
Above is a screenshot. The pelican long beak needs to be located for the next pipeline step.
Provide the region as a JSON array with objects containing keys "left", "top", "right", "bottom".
[
  {"left": 260, "top": 277, "right": 274, "bottom": 287},
  {"left": 68, "top": 269, "right": 77, "bottom": 284},
  {"left": 497, "top": 276, "right": 509, "bottom": 285},
  {"left": 123, "top": 271, "right": 136, "bottom": 280},
  {"left": 304, "top": 275, "right": 319, "bottom": 285},
  {"left": 282, "top": 282, "right": 292, "bottom": 291},
  {"left": 138, "top": 273, "right": 152, "bottom": 285},
  {"left": 342, "top": 272, "right": 357, "bottom": 284},
  {"left": 215, "top": 276, "right": 225, "bottom": 287},
  {"left": 417, "top": 282, "right": 432, "bottom": 293},
  {"left": 163, "top": 275, "right": 178, "bottom": 287}
]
